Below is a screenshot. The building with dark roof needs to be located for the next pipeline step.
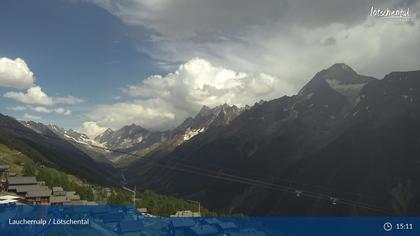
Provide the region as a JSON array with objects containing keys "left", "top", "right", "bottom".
[
  {"left": 0, "top": 165, "right": 9, "bottom": 172},
  {"left": 117, "top": 220, "right": 144, "bottom": 236},
  {"left": 25, "top": 189, "right": 52, "bottom": 205},
  {"left": 6, "top": 176, "right": 37, "bottom": 191},
  {"left": 171, "top": 218, "right": 196, "bottom": 228},
  {"left": 65, "top": 191, "right": 81, "bottom": 201},
  {"left": 7, "top": 172, "right": 16, "bottom": 177},
  {"left": 170, "top": 218, "right": 197, "bottom": 236},
  {"left": 52, "top": 186, "right": 66, "bottom": 196},
  {"left": 50, "top": 195, "right": 68, "bottom": 205},
  {"left": 15, "top": 185, "right": 49, "bottom": 194},
  {"left": 189, "top": 225, "right": 219, "bottom": 236},
  {"left": 203, "top": 218, "right": 222, "bottom": 225},
  {"left": 102, "top": 212, "right": 125, "bottom": 224}
]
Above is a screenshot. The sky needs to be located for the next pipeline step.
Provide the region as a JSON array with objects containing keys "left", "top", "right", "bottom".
[{"left": 1, "top": 0, "right": 420, "bottom": 138}]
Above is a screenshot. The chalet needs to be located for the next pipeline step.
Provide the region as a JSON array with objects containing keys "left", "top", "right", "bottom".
[
  {"left": 50, "top": 195, "right": 68, "bottom": 205},
  {"left": 15, "top": 185, "right": 50, "bottom": 194},
  {"left": 203, "top": 219, "right": 221, "bottom": 225},
  {"left": 7, "top": 172, "right": 16, "bottom": 177},
  {"left": 171, "top": 210, "right": 201, "bottom": 217},
  {"left": 63, "top": 200, "right": 97, "bottom": 205},
  {"left": 0, "top": 165, "right": 9, "bottom": 190},
  {"left": 65, "top": 191, "right": 81, "bottom": 201},
  {"left": 117, "top": 220, "right": 144, "bottom": 236},
  {"left": 0, "top": 165, "right": 9, "bottom": 176},
  {"left": 188, "top": 225, "right": 219, "bottom": 236},
  {"left": 103, "top": 212, "right": 125, "bottom": 223},
  {"left": 216, "top": 222, "right": 238, "bottom": 234},
  {"left": 6, "top": 176, "right": 37, "bottom": 191},
  {"left": 52, "top": 186, "right": 66, "bottom": 196},
  {"left": 91, "top": 205, "right": 110, "bottom": 219},
  {"left": 170, "top": 218, "right": 196, "bottom": 235},
  {"left": 25, "top": 189, "right": 52, "bottom": 205},
  {"left": 102, "top": 212, "right": 126, "bottom": 230}
]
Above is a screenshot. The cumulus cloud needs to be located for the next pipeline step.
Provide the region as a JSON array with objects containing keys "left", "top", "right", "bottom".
[
  {"left": 83, "top": 0, "right": 420, "bottom": 131},
  {"left": 54, "top": 96, "right": 84, "bottom": 105},
  {"left": 54, "top": 107, "right": 72, "bottom": 115},
  {"left": 87, "top": 58, "right": 289, "bottom": 130},
  {"left": 80, "top": 121, "right": 107, "bottom": 139},
  {"left": 127, "top": 58, "right": 290, "bottom": 112},
  {"left": 8, "top": 106, "right": 27, "bottom": 111},
  {"left": 86, "top": 99, "right": 178, "bottom": 131},
  {"left": 90, "top": 0, "right": 420, "bottom": 92},
  {"left": 1, "top": 56, "right": 82, "bottom": 111},
  {"left": 0, "top": 57, "right": 35, "bottom": 89},
  {"left": 3, "top": 86, "right": 84, "bottom": 106},
  {"left": 4, "top": 86, "right": 53, "bottom": 105},
  {"left": 31, "top": 106, "right": 51, "bottom": 113},
  {"left": 23, "top": 113, "right": 41, "bottom": 120}
]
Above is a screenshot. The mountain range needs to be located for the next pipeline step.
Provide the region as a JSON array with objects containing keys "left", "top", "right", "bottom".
[
  {"left": 94, "top": 103, "right": 244, "bottom": 162},
  {"left": 1, "top": 63, "right": 419, "bottom": 216},
  {"left": 0, "top": 114, "right": 119, "bottom": 185},
  {"left": 122, "top": 63, "right": 420, "bottom": 215}
]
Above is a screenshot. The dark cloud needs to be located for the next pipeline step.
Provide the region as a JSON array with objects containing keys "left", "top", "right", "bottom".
[
  {"left": 322, "top": 36, "right": 337, "bottom": 46},
  {"left": 89, "top": 0, "right": 420, "bottom": 95}
]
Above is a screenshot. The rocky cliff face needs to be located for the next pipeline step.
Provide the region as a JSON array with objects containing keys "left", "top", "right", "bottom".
[{"left": 124, "top": 65, "right": 420, "bottom": 216}]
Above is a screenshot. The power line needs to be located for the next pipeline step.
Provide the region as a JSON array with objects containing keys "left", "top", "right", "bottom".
[{"left": 0, "top": 124, "right": 394, "bottom": 214}]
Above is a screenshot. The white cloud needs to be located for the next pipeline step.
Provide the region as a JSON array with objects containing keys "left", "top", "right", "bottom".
[
  {"left": 128, "top": 58, "right": 290, "bottom": 111},
  {"left": 79, "top": 121, "right": 107, "bottom": 139},
  {"left": 85, "top": 0, "right": 420, "bottom": 131},
  {"left": 31, "top": 106, "right": 51, "bottom": 113},
  {"left": 87, "top": 58, "right": 289, "bottom": 130},
  {"left": 55, "top": 107, "right": 72, "bottom": 115},
  {"left": 8, "top": 106, "right": 27, "bottom": 111},
  {"left": 53, "top": 96, "right": 84, "bottom": 105},
  {"left": 3, "top": 86, "right": 83, "bottom": 106},
  {"left": 23, "top": 113, "right": 41, "bottom": 120},
  {"left": 86, "top": 99, "right": 178, "bottom": 131},
  {"left": 0, "top": 57, "right": 35, "bottom": 89},
  {"left": 90, "top": 0, "right": 420, "bottom": 93},
  {"left": 4, "top": 86, "right": 53, "bottom": 105}
]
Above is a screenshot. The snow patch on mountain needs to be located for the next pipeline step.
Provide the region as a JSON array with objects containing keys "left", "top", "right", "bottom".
[
  {"left": 183, "top": 128, "right": 205, "bottom": 141},
  {"left": 326, "top": 79, "right": 367, "bottom": 104}
]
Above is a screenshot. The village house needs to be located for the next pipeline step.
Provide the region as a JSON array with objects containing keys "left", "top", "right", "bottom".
[
  {"left": 52, "top": 186, "right": 66, "bottom": 196},
  {"left": 188, "top": 225, "right": 219, "bottom": 236},
  {"left": 25, "top": 189, "right": 52, "bottom": 205},
  {"left": 117, "top": 220, "right": 144, "bottom": 236},
  {"left": 0, "top": 165, "right": 9, "bottom": 179},
  {"left": 6, "top": 176, "right": 38, "bottom": 191}
]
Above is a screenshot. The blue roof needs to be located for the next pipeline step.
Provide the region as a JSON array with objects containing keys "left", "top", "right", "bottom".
[
  {"left": 171, "top": 218, "right": 196, "bottom": 228},
  {"left": 118, "top": 220, "right": 144, "bottom": 233},
  {"left": 218, "top": 222, "right": 237, "bottom": 230},
  {"left": 229, "top": 229, "right": 267, "bottom": 236},
  {"left": 90, "top": 205, "right": 109, "bottom": 214},
  {"left": 203, "top": 218, "right": 222, "bottom": 225},
  {"left": 190, "top": 225, "right": 219, "bottom": 235},
  {"left": 102, "top": 212, "right": 124, "bottom": 223}
]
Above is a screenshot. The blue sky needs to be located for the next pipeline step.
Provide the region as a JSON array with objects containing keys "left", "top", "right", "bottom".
[
  {"left": 0, "top": 0, "right": 162, "bottom": 128},
  {"left": 1, "top": 0, "right": 419, "bottom": 138}
]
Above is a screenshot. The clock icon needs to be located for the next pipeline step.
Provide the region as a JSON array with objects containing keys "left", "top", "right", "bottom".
[{"left": 384, "top": 222, "right": 393, "bottom": 232}]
